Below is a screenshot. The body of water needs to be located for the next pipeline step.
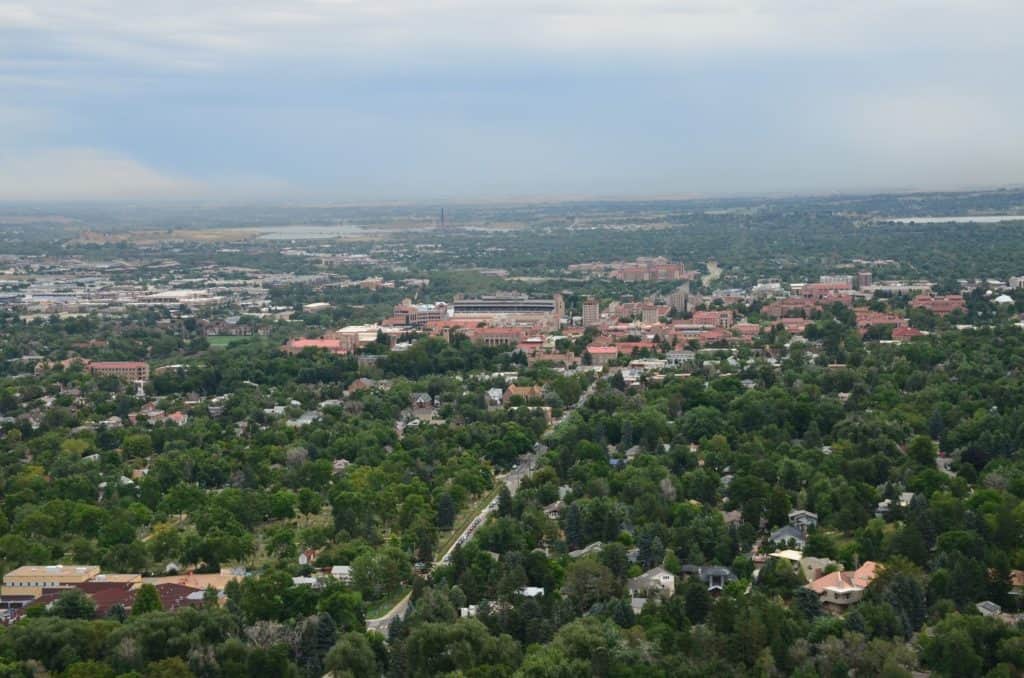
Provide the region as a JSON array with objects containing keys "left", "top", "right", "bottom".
[
  {"left": 257, "top": 225, "right": 370, "bottom": 240},
  {"left": 886, "top": 215, "right": 1024, "bottom": 224}
]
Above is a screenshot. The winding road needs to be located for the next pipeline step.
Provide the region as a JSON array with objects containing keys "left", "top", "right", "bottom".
[{"left": 365, "top": 377, "right": 599, "bottom": 633}]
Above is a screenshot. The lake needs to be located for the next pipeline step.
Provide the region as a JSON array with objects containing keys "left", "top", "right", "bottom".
[{"left": 886, "top": 215, "right": 1024, "bottom": 224}]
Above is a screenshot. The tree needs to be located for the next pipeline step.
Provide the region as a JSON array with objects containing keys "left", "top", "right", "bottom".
[
  {"left": 436, "top": 493, "right": 456, "bottom": 530},
  {"left": 298, "top": 488, "right": 322, "bottom": 515},
  {"left": 792, "top": 587, "right": 823, "bottom": 621},
  {"left": 682, "top": 579, "right": 712, "bottom": 624},
  {"left": 318, "top": 587, "right": 365, "bottom": 631},
  {"left": 562, "top": 559, "right": 619, "bottom": 614},
  {"left": 922, "top": 625, "right": 982, "bottom": 677},
  {"left": 351, "top": 547, "right": 411, "bottom": 601},
  {"left": 598, "top": 542, "right": 630, "bottom": 580},
  {"left": 907, "top": 435, "right": 936, "bottom": 466},
  {"left": 131, "top": 583, "right": 163, "bottom": 616},
  {"left": 564, "top": 503, "right": 584, "bottom": 550},
  {"left": 766, "top": 486, "right": 792, "bottom": 528},
  {"left": 50, "top": 588, "right": 96, "bottom": 620},
  {"left": 63, "top": 661, "right": 115, "bottom": 678},
  {"left": 324, "top": 632, "right": 377, "bottom": 678},
  {"left": 297, "top": 612, "right": 338, "bottom": 678},
  {"left": 269, "top": 490, "right": 297, "bottom": 519},
  {"left": 403, "top": 620, "right": 520, "bottom": 677},
  {"left": 146, "top": 657, "right": 195, "bottom": 678}
]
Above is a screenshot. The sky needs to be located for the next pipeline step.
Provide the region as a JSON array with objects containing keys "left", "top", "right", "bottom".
[{"left": 1, "top": 0, "right": 1023, "bottom": 202}]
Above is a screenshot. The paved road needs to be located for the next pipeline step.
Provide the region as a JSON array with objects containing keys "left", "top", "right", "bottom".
[
  {"left": 365, "top": 592, "right": 411, "bottom": 633},
  {"left": 367, "top": 376, "right": 600, "bottom": 633},
  {"left": 437, "top": 377, "right": 598, "bottom": 566}
]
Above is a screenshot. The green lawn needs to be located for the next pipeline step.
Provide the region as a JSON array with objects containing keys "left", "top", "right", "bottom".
[
  {"left": 207, "top": 335, "right": 252, "bottom": 348},
  {"left": 365, "top": 588, "right": 409, "bottom": 619}
]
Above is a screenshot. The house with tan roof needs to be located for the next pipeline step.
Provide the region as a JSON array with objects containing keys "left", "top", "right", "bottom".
[
  {"left": 502, "top": 384, "right": 544, "bottom": 406},
  {"left": 806, "top": 561, "right": 880, "bottom": 610}
]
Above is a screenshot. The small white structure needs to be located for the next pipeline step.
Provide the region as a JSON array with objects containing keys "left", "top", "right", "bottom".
[{"left": 331, "top": 565, "right": 353, "bottom": 584}]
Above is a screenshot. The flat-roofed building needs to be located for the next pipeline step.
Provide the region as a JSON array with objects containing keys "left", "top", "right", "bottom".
[
  {"left": 335, "top": 324, "right": 386, "bottom": 351},
  {"left": 88, "top": 361, "right": 149, "bottom": 381},
  {"left": 586, "top": 345, "right": 619, "bottom": 366},
  {"left": 390, "top": 300, "right": 447, "bottom": 327},
  {"left": 582, "top": 298, "right": 600, "bottom": 326},
  {"left": 453, "top": 294, "right": 563, "bottom": 317},
  {"left": 282, "top": 338, "right": 347, "bottom": 355},
  {"left": 909, "top": 294, "right": 967, "bottom": 315},
  {"left": 2, "top": 564, "right": 101, "bottom": 597},
  {"left": 692, "top": 310, "right": 734, "bottom": 329},
  {"left": 669, "top": 285, "right": 690, "bottom": 313}
]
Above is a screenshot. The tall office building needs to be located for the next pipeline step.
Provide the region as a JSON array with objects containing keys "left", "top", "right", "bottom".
[
  {"left": 582, "top": 298, "right": 600, "bottom": 326},
  {"left": 669, "top": 284, "right": 690, "bottom": 313},
  {"left": 857, "top": 271, "right": 873, "bottom": 289}
]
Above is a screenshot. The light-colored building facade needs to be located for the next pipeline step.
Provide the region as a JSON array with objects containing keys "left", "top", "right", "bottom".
[
  {"left": 2, "top": 565, "right": 101, "bottom": 597},
  {"left": 88, "top": 361, "right": 149, "bottom": 381}
]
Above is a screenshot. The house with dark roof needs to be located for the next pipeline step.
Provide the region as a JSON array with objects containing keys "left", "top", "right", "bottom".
[
  {"left": 769, "top": 525, "right": 806, "bottom": 550},
  {"left": 680, "top": 565, "right": 737, "bottom": 593},
  {"left": 787, "top": 509, "right": 818, "bottom": 532}
]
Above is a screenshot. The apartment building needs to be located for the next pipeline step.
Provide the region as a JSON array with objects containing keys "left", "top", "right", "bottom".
[{"left": 88, "top": 361, "right": 149, "bottom": 381}]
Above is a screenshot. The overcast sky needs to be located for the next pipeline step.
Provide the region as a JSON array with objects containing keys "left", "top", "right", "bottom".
[{"left": 1, "top": 0, "right": 1022, "bottom": 202}]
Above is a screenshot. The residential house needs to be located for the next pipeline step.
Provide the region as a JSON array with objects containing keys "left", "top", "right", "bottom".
[
  {"left": 518, "top": 587, "right": 545, "bottom": 598},
  {"left": 796, "top": 557, "right": 834, "bottom": 582},
  {"left": 628, "top": 566, "right": 676, "bottom": 599},
  {"left": 769, "top": 525, "right": 806, "bottom": 550},
  {"left": 788, "top": 509, "right": 819, "bottom": 532},
  {"left": 503, "top": 384, "right": 543, "bottom": 406},
  {"left": 544, "top": 500, "right": 565, "bottom": 521},
  {"left": 875, "top": 492, "right": 916, "bottom": 518},
  {"left": 977, "top": 601, "right": 1003, "bottom": 617},
  {"left": 568, "top": 542, "right": 604, "bottom": 559},
  {"left": 330, "top": 565, "right": 353, "bottom": 584},
  {"left": 345, "top": 378, "right": 376, "bottom": 396},
  {"left": 680, "top": 565, "right": 737, "bottom": 593},
  {"left": 805, "top": 561, "right": 880, "bottom": 611},
  {"left": 486, "top": 388, "right": 504, "bottom": 407}
]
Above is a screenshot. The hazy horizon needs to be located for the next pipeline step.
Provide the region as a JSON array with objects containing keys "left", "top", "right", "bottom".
[{"left": 2, "top": 1, "right": 1023, "bottom": 202}]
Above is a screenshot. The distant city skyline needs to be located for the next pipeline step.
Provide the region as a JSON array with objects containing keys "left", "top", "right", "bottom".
[{"left": 1, "top": 1, "right": 1022, "bottom": 202}]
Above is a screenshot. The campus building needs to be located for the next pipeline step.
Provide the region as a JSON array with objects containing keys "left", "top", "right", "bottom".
[
  {"left": 88, "top": 361, "right": 150, "bottom": 381},
  {"left": 2, "top": 565, "right": 101, "bottom": 598}
]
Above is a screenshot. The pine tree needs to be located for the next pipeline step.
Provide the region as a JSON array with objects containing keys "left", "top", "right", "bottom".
[
  {"left": 564, "top": 503, "right": 584, "bottom": 549},
  {"left": 436, "top": 493, "right": 456, "bottom": 529},
  {"left": 497, "top": 485, "right": 513, "bottom": 517},
  {"left": 315, "top": 612, "right": 338, "bottom": 671}
]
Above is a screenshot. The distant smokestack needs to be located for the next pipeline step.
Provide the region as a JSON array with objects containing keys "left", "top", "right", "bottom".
[{"left": 440, "top": 207, "right": 446, "bottom": 228}]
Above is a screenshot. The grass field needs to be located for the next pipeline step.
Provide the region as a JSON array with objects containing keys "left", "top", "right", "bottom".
[
  {"left": 206, "top": 335, "right": 254, "bottom": 348},
  {"left": 365, "top": 588, "right": 410, "bottom": 619}
]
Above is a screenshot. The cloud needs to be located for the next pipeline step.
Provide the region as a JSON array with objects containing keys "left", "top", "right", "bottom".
[
  {"left": 0, "top": 2, "right": 1021, "bottom": 200},
  {"left": 0, "top": 147, "right": 201, "bottom": 200},
  {"left": 3, "top": 1, "right": 1021, "bottom": 77},
  {"left": 831, "top": 90, "right": 1024, "bottom": 189}
]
